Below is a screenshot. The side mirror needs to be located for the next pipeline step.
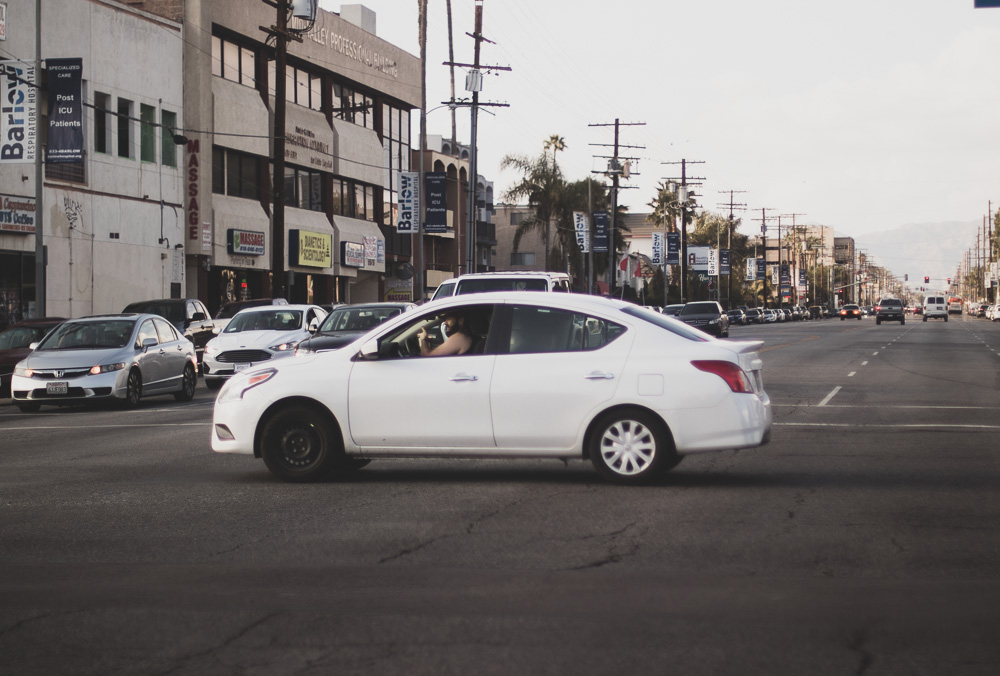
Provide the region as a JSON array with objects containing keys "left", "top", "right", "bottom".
[
  {"left": 28, "top": 342, "right": 39, "bottom": 350},
  {"left": 358, "top": 338, "right": 379, "bottom": 360},
  {"left": 141, "top": 337, "right": 158, "bottom": 350},
  {"left": 308, "top": 319, "right": 320, "bottom": 333},
  {"left": 191, "top": 312, "right": 206, "bottom": 322}
]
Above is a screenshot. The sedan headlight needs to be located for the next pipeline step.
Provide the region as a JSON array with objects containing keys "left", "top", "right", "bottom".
[
  {"left": 268, "top": 341, "right": 299, "bottom": 353},
  {"left": 204, "top": 342, "right": 219, "bottom": 356},
  {"left": 13, "top": 365, "right": 32, "bottom": 377},
  {"left": 89, "top": 362, "right": 126, "bottom": 375},
  {"left": 217, "top": 368, "right": 277, "bottom": 403}
]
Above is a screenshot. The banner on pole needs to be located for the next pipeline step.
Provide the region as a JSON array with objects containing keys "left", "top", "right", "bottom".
[
  {"left": 707, "top": 248, "right": 718, "bottom": 276},
  {"left": 424, "top": 172, "right": 446, "bottom": 233},
  {"left": 46, "top": 57, "right": 83, "bottom": 164},
  {"left": 593, "top": 211, "right": 608, "bottom": 253},
  {"left": 651, "top": 232, "right": 663, "bottom": 264},
  {"left": 0, "top": 60, "right": 37, "bottom": 164},
  {"left": 573, "top": 211, "right": 591, "bottom": 253},
  {"left": 666, "top": 232, "right": 680, "bottom": 265},
  {"left": 396, "top": 172, "right": 418, "bottom": 233},
  {"left": 720, "top": 249, "right": 730, "bottom": 276}
]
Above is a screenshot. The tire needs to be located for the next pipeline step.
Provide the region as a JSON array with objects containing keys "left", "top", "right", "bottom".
[
  {"left": 205, "top": 378, "right": 223, "bottom": 391},
  {"left": 173, "top": 364, "right": 197, "bottom": 402},
  {"left": 900, "top": 317, "right": 905, "bottom": 325},
  {"left": 260, "top": 406, "right": 339, "bottom": 482},
  {"left": 945, "top": 316, "right": 948, "bottom": 322},
  {"left": 16, "top": 403, "right": 41, "bottom": 413},
  {"left": 840, "top": 317, "right": 844, "bottom": 321},
  {"left": 123, "top": 368, "right": 142, "bottom": 408},
  {"left": 923, "top": 316, "right": 927, "bottom": 322},
  {"left": 589, "top": 409, "right": 679, "bottom": 485},
  {"left": 876, "top": 318, "right": 881, "bottom": 325}
]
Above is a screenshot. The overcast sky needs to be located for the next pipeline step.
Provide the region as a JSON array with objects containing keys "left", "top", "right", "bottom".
[{"left": 321, "top": 0, "right": 1000, "bottom": 246}]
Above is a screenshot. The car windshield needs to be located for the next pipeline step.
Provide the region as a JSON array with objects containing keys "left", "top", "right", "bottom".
[
  {"left": 36, "top": 320, "right": 135, "bottom": 350},
  {"left": 225, "top": 309, "right": 303, "bottom": 333},
  {"left": 622, "top": 305, "right": 709, "bottom": 342},
  {"left": 881, "top": 300, "right": 901, "bottom": 306},
  {"left": 0, "top": 326, "right": 49, "bottom": 350},
  {"left": 319, "top": 307, "right": 402, "bottom": 333},
  {"left": 679, "top": 302, "right": 719, "bottom": 316},
  {"left": 457, "top": 278, "right": 548, "bottom": 293}
]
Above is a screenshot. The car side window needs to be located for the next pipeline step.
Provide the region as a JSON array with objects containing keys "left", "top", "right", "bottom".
[
  {"left": 137, "top": 319, "right": 159, "bottom": 347},
  {"left": 376, "top": 304, "right": 494, "bottom": 358},
  {"left": 153, "top": 318, "right": 177, "bottom": 344},
  {"left": 507, "top": 306, "right": 624, "bottom": 354}
]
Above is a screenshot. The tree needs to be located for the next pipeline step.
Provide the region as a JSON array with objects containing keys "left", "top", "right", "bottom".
[{"left": 501, "top": 137, "right": 567, "bottom": 268}]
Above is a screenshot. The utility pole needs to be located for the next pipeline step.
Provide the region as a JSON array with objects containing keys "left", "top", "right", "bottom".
[
  {"left": 662, "top": 160, "right": 705, "bottom": 303},
  {"left": 782, "top": 213, "right": 805, "bottom": 306},
  {"left": 752, "top": 208, "right": 777, "bottom": 309},
  {"left": 443, "top": 1, "right": 510, "bottom": 274},
  {"left": 718, "top": 190, "right": 747, "bottom": 308},
  {"left": 590, "top": 119, "right": 644, "bottom": 296},
  {"left": 260, "top": 0, "right": 308, "bottom": 300}
]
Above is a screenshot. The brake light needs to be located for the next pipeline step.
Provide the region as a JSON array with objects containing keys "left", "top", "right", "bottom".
[{"left": 691, "top": 360, "right": 753, "bottom": 393}]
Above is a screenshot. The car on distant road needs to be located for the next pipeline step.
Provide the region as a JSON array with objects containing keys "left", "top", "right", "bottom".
[
  {"left": 10, "top": 314, "right": 198, "bottom": 411},
  {"left": 660, "top": 304, "right": 684, "bottom": 317},
  {"left": 875, "top": 298, "right": 905, "bottom": 325},
  {"left": 211, "top": 293, "right": 772, "bottom": 484},
  {"left": 213, "top": 298, "right": 289, "bottom": 333},
  {"left": 839, "top": 304, "right": 862, "bottom": 320},
  {"left": 924, "top": 296, "right": 948, "bottom": 322},
  {"left": 0, "top": 317, "right": 66, "bottom": 398}
]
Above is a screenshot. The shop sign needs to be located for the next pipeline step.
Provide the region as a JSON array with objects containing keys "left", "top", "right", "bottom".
[
  {"left": 0, "top": 60, "right": 37, "bottom": 163},
  {"left": 363, "top": 235, "right": 378, "bottom": 266},
  {"left": 227, "top": 228, "right": 265, "bottom": 256},
  {"left": 289, "top": 229, "right": 332, "bottom": 268},
  {"left": 341, "top": 241, "right": 364, "bottom": 268},
  {"left": 687, "top": 246, "right": 710, "bottom": 271},
  {"left": 384, "top": 279, "right": 412, "bottom": 302},
  {"left": 0, "top": 193, "right": 34, "bottom": 233}
]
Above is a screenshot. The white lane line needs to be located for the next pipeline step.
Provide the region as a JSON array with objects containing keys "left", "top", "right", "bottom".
[
  {"left": 861, "top": 361, "right": 869, "bottom": 366},
  {"left": 848, "top": 371, "right": 857, "bottom": 377},
  {"left": 776, "top": 422, "right": 1000, "bottom": 430},
  {"left": 817, "top": 386, "right": 842, "bottom": 407},
  {"left": 873, "top": 351, "right": 879, "bottom": 355}
]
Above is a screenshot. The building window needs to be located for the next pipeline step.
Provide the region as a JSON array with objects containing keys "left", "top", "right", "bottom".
[
  {"left": 510, "top": 212, "right": 525, "bottom": 226},
  {"left": 213, "top": 146, "right": 261, "bottom": 200},
  {"left": 117, "top": 98, "right": 133, "bottom": 159},
  {"left": 333, "top": 83, "right": 374, "bottom": 130},
  {"left": 161, "top": 110, "right": 178, "bottom": 168},
  {"left": 140, "top": 104, "right": 156, "bottom": 163},
  {"left": 94, "top": 92, "right": 111, "bottom": 154},
  {"left": 381, "top": 102, "right": 411, "bottom": 232},
  {"left": 284, "top": 165, "right": 323, "bottom": 212},
  {"left": 212, "top": 35, "right": 256, "bottom": 87},
  {"left": 511, "top": 252, "right": 535, "bottom": 266}
]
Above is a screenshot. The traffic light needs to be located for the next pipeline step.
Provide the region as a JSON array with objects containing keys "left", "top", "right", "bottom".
[
  {"left": 904, "top": 274, "right": 908, "bottom": 281},
  {"left": 924, "top": 276, "right": 930, "bottom": 284},
  {"left": 947, "top": 277, "right": 951, "bottom": 285}
]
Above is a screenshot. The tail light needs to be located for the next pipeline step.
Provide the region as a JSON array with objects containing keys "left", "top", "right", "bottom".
[{"left": 692, "top": 360, "right": 753, "bottom": 393}]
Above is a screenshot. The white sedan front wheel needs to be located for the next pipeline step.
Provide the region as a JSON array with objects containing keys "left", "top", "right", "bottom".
[{"left": 589, "top": 410, "right": 678, "bottom": 484}]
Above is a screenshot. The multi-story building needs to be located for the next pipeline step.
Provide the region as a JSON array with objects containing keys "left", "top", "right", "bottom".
[{"left": 0, "top": 0, "right": 421, "bottom": 327}]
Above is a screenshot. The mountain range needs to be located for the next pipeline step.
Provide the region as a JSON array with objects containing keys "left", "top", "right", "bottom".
[{"left": 851, "top": 221, "right": 985, "bottom": 295}]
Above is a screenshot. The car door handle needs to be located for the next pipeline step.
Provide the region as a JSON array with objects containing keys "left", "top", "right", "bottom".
[
  {"left": 449, "top": 374, "right": 479, "bottom": 382},
  {"left": 585, "top": 372, "right": 615, "bottom": 380}
]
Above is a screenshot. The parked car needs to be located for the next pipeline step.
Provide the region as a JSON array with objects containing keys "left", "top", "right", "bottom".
[
  {"left": 763, "top": 309, "right": 779, "bottom": 323},
  {"left": 213, "top": 297, "right": 289, "bottom": 333},
  {"left": 744, "top": 308, "right": 764, "bottom": 324},
  {"left": 0, "top": 317, "right": 66, "bottom": 398},
  {"left": 202, "top": 304, "right": 327, "bottom": 390},
  {"left": 10, "top": 314, "right": 198, "bottom": 412},
  {"left": 661, "top": 304, "right": 684, "bottom": 317},
  {"left": 211, "top": 293, "right": 772, "bottom": 484},
  {"left": 808, "top": 306, "right": 823, "bottom": 319},
  {"left": 431, "top": 272, "right": 572, "bottom": 300},
  {"left": 296, "top": 302, "right": 417, "bottom": 354},
  {"left": 727, "top": 309, "right": 747, "bottom": 326},
  {"left": 839, "top": 304, "right": 862, "bottom": 320},
  {"left": 121, "top": 298, "right": 215, "bottom": 367},
  {"left": 677, "top": 301, "right": 730, "bottom": 337}
]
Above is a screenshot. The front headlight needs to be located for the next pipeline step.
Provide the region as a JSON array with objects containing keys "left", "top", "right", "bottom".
[
  {"left": 89, "top": 362, "right": 126, "bottom": 375},
  {"left": 13, "top": 365, "right": 32, "bottom": 377},
  {"left": 204, "top": 342, "right": 219, "bottom": 356},
  {"left": 269, "top": 341, "right": 299, "bottom": 352},
  {"left": 217, "top": 368, "right": 277, "bottom": 403}
]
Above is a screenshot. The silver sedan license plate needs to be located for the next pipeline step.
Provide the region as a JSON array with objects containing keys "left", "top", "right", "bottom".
[{"left": 47, "top": 381, "right": 68, "bottom": 395}]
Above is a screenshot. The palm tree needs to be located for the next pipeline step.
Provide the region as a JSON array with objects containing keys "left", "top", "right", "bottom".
[{"left": 501, "top": 137, "right": 567, "bottom": 268}]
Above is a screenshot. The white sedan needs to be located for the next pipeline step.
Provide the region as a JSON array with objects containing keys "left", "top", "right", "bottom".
[
  {"left": 202, "top": 304, "right": 326, "bottom": 390},
  {"left": 211, "top": 293, "right": 772, "bottom": 484}
]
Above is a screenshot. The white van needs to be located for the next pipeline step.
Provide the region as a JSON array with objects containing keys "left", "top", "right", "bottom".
[
  {"left": 923, "top": 295, "right": 948, "bottom": 322},
  {"left": 431, "top": 272, "right": 572, "bottom": 300}
]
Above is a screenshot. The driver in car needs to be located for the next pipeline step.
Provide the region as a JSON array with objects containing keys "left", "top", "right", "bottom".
[{"left": 417, "top": 311, "right": 473, "bottom": 356}]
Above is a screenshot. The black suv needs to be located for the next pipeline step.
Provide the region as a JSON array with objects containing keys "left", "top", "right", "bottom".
[{"left": 875, "top": 298, "right": 905, "bottom": 325}]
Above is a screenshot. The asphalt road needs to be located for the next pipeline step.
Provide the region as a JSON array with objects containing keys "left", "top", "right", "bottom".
[{"left": 2, "top": 313, "right": 999, "bottom": 675}]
